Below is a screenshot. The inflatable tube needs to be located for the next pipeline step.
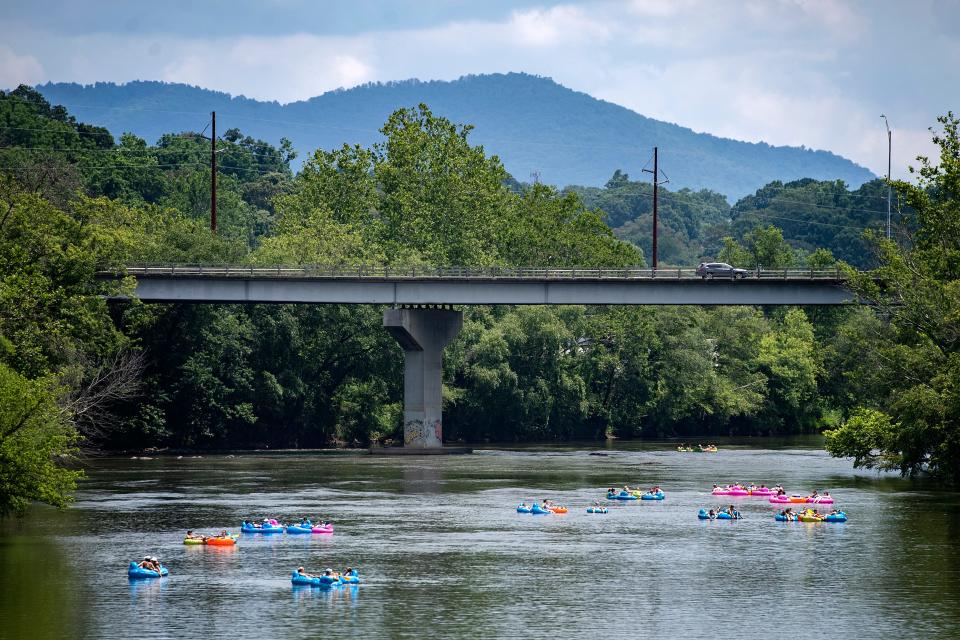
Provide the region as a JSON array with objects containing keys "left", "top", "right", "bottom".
[
  {"left": 749, "top": 488, "right": 776, "bottom": 496},
  {"left": 286, "top": 524, "right": 314, "bottom": 534},
  {"left": 128, "top": 561, "right": 168, "bottom": 579},
  {"left": 712, "top": 489, "right": 732, "bottom": 496},
  {"left": 798, "top": 514, "right": 823, "bottom": 522},
  {"left": 311, "top": 524, "right": 334, "bottom": 534},
  {"left": 641, "top": 491, "right": 665, "bottom": 501},
  {"left": 774, "top": 514, "right": 797, "bottom": 522},
  {"left": 824, "top": 512, "right": 847, "bottom": 523},
  {"left": 769, "top": 495, "right": 835, "bottom": 505},
  {"left": 727, "top": 489, "right": 749, "bottom": 496},
  {"left": 183, "top": 537, "right": 205, "bottom": 545},
  {"left": 516, "top": 505, "right": 532, "bottom": 513},
  {"left": 531, "top": 504, "right": 552, "bottom": 515},
  {"left": 586, "top": 507, "right": 608, "bottom": 514},
  {"left": 291, "top": 571, "right": 340, "bottom": 587},
  {"left": 549, "top": 506, "right": 568, "bottom": 514},
  {"left": 697, "top": 509, "right": 711, "bottom": 520},
  {"left": 205, "top": 536, "right": 236, "bottom": 546},
  {"left": 241, "top": 523, "right": 284, "bottom": 533},
  {"left": 716, "top": 511, "right": 741, "bottom": 520},
  {"left": 607, "top": 491, "right": 638, "bottom": 501},
  {"left": 339, "top": 573, "right": 360, "bottom": 585}
]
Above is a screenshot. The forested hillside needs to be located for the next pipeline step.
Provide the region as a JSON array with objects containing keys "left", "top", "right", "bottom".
[
  {"left": 571, "top": 171, "right": 899, "bottom": 268},
  {"left": 35, "top": 74, "right": 875, "bottom": 199},
  {"left": 2, "top": 85, "right": 956, "bottom": 514}
]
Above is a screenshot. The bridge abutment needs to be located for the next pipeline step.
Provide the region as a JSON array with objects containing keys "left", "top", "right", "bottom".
[{"left": 383, "top": 308, "right": 462, "bottom": 448}]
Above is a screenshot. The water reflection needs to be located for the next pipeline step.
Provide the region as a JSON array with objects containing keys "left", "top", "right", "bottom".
[
  {"left": 401, "top": 463, "right": 443, "bottom": 494},
  {"left": 128, "top": 576, "right": 166, "bottom": 602},
  {"left": 292, "top": 584, "right": 360, "bottom": 604}
]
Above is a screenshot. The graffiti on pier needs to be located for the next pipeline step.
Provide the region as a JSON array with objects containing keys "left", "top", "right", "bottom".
[{"left": 404, "top": 418, "right": 442, "bottom": 446}]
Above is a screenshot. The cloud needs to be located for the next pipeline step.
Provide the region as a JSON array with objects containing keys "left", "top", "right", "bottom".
[
  {"left": 156, "top": 34, "right": 375, "bottom": 100},
  {"left": 0, "top": 0, "right": 951, "bottom": 180},
  {"left": 0, "top": 46, "right": 44, "bottom": 88}
]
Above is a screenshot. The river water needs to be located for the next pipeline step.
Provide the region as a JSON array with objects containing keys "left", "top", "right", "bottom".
[{"left": 2, "top": 440, "right": 959, "bottom": 639}]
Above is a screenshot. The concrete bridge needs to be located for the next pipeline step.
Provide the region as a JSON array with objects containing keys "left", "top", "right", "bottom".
[{"left": 108, "top": 265, "right": 854, "bottom": 449}]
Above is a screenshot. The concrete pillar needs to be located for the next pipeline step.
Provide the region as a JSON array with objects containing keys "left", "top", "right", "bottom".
[{"left": 383, "top": 308, "right": 463, "bottom": 448}]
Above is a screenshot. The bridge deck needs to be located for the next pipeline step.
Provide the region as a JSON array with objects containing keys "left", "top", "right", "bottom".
[{"left": 104, "top": 266, "right": 854, "bottom": 306}]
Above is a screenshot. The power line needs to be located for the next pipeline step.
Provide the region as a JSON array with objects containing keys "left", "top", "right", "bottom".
[
  {"left": 0, "top": 147, "right": 894, "bottom": 216},
  {"left": 0, "top": 160, "right": 282, "bottom": 175},
  {"left": 592, "top": 188, "right": 891, "bottom": 217}
]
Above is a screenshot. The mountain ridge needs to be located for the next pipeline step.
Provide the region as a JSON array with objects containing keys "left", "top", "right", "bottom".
[{"left": 33, "top": 73, "right": 874, "bottom": 199}]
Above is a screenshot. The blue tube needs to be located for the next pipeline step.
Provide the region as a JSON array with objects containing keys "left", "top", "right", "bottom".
[
  {"left": 291, "top": 571, "right": 348, "bottom": 587},
  {"left": 641, "top": 491, "right": 665, "bottom": 501},
  {"left": 516, "top": 505, "right": 532, "bottom": 513},
  {"left": 530, "top": 504, "right": 553, "bottom": 514},
  {"left": 128, "top": 561, "right": 168, "bottom": 579},
  {"left": 824, "top": 512, "right": 848, "bottom": 522},
  {"left": 697, "top": 509, "right": 711, "bottom": 520},
  {"left": 586, "top": 507, "right": 608, "bottom": 514},
  {"left": 285, "top": 525, "right": 313, "bottom": 534},
  {"left": 607, "top": 492, "right": 638, "bottom": 501}
]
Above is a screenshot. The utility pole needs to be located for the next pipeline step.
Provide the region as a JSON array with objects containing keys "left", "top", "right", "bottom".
[
  {"left": 643, "top": 147, "right": 659, "bottom": 269},
  {"left": 881, "top": 114, "right": 891, "bottom": 240},
  {"left": 210, "top": 110, "right": 217, "bottom": 234}
]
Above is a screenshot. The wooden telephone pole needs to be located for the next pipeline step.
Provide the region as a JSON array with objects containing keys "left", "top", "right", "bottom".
[
  {"left": 642, "top": 147, "right": 660, "bottom": 269},
  {"left": 210, "top": 111, "right": 217, "bottom": 234}
]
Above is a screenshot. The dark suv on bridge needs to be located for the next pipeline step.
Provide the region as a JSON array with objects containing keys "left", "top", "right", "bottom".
[{"left": 696, "top": 262, "right": 751, "bottom": 279}]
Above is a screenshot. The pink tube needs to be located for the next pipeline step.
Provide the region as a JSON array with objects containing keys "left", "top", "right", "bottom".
[{"left": 311, "top": 524, "right": 334, "bottom": 534}]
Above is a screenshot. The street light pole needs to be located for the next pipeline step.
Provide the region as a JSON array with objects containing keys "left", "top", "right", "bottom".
[{"left": 881, "top": 114, "right": 891, "bottom": 240}]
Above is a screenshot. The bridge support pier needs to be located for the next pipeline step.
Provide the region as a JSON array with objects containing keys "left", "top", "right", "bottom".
[{"left": 383, "top": 308, "right": 462, "bottom": 448}]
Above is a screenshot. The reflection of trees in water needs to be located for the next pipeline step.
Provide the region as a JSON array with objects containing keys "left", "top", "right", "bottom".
[
  {"left": 0, "top": 536, "right": 90, "bottom": 638},
  {"left": 881, "top": 494, "right": 960, "bottom": 630}
]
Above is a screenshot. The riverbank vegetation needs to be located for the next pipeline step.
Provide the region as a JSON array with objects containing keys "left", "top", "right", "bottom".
[{"left": 1, "top": 86, "right": 957, "bottom": 513}]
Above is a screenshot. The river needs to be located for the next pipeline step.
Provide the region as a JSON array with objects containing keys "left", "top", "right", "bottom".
[{"left": 2, "top": 440, "right": 959, "bottom": 639}]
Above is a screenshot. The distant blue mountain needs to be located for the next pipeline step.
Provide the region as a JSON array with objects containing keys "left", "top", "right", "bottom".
[{"left": 35, "top": 73, "right": 874, "bottom": 199}]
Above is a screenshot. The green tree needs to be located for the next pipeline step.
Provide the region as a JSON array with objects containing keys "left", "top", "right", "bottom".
[
  {"left": 0, "top": 364, "right": 83, "bottom": 516},
  {"left": 757, "top": 308, "right": 823, "bottom": 432},
  {"left": 825, "top": 113, "right": 960, "bottom": 482}
]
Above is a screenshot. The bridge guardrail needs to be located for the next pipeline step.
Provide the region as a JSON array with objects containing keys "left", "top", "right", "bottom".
[{"left": 111, "top": 264, "right": 847, "bottom": 281}]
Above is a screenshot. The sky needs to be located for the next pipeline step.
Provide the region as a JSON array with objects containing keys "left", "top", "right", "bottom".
[{"left": 1, "top": 0, "right": 957, "bottom": 180}]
